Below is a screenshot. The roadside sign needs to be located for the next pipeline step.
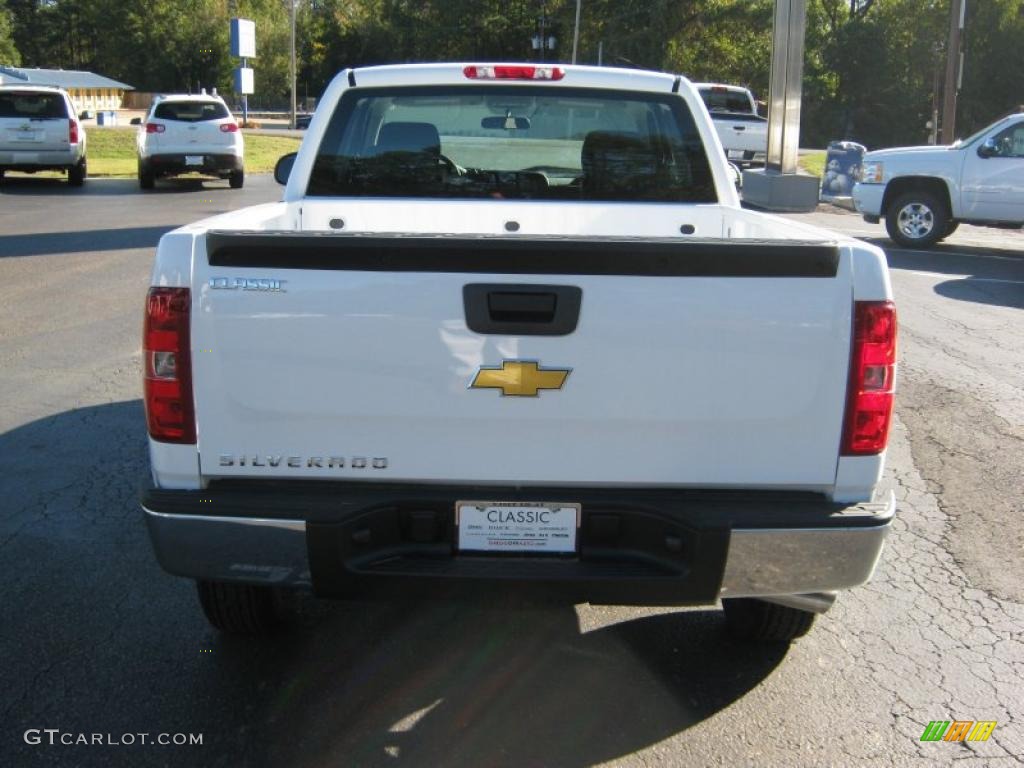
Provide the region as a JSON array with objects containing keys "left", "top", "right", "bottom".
[
  {"left": 230, "top": 18, "right": 256, "bottom": 59},
  {"left": 234, "top": 67, "right": 254, "bottom": 95}
]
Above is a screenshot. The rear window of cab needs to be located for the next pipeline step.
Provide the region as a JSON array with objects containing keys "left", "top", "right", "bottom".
[
  {"left": 698, "top": 88, "right": 754, "bottom": 114},
  {"left": 308, "top": 85, "right": 716, "bottom": 204},
  {"left": 0, "top": 92, "right": 68, "bottom": 119},
  {"left": 153, "top": 101, "right": 229, "bottom": 122}
]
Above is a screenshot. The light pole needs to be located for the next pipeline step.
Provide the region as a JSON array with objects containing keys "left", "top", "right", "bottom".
[{"left": 289, "top": 0, "right": 296, "bottom": 129}]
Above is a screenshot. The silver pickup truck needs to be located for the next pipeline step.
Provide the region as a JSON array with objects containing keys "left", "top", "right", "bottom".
[{"left": 853, "top": 112, "right": 1024, "bottom": 248}]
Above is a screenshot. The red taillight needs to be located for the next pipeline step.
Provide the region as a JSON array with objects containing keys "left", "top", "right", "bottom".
[
  {"left": 69, "top": 119, "right": 79, "bottom": 144},
  {"left": 220, "top": 122, "right": 239, "bottom": 133},
  {"left": 463, "top": 65, "right": 565, "bottom": 81},
  {"left": 143, "top": 287, "right": 195, "bottom": 443},
  {"left": 145, "top": 122, "right": 165, "bottom": 134},
  {"left": 841, "top": 301, "right": 897, "bottom": 455}
]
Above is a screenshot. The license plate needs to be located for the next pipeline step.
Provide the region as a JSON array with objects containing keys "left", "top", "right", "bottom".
[
  {"left": 727, "top": 149, "right": 744, "bottom": 159},
  {"left": 456, "top": 501, "right": 580, "bottom": 554},
  {"left": 11, "top": 130, "right": 38, "bottom": 142},
  {"left": 185, "top": 155, "right": 203, "bottom": 166}
]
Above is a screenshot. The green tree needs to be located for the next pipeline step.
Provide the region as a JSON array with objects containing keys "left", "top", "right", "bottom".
[
  {"left": 958, "top": 0, "right": 1024, "bottom": 136},
  {"left": 802, "top": 0, "right": 946, "bottom": 148},
  {"left": 0, "top": 0, "right": 20, "bottom": 65}
]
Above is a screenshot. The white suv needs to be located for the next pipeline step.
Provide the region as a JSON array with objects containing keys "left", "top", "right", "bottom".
[
  {"left": 0, "top": 86, "right": 87, "bottom": 186},
  {"left": 136, "top": 94, "right": 244, "bottom": 190}
]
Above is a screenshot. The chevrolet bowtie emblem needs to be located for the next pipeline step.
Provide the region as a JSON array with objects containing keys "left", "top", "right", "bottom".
[{"left": 469, "top": 361, "right": 571, "bottom": 397}]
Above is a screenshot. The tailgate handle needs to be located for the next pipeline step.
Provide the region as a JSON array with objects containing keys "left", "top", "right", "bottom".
[
  {"left": 488, "top": 291, "right": 556, "bottom": 322},
  {"left": 464, "top": 284, "right": 582, "bottom": 336}
]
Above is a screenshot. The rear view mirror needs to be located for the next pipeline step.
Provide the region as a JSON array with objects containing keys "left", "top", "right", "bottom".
[
  {"left": 481, "top": 115, "right": 531, "bottom": 130},
  {"left": 274, "top": 152, "right": 297, "bottom": 185},
  {"left": 130, "top": 117, "right": 142, "bottom": 126}
]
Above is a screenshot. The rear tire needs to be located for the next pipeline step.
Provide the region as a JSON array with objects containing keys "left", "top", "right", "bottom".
[
  {"left": 938, "top": 221, "right": 960, "bottom": 241},
  {"left": 196, "top": 580, "right": 286, "bottom": 635},
  {"left": 139, "top": 164, "right": 155, "bottom": 190},
  {"left": 722, "top": 598, "right": 816, "bottom": 643},
  {"left": 885, "top": 189, "right": 948, "bottom": 249},
  {"left": 229, "top": 169, "right": 244, "bottom": 189},
  {"left": 69, "top": 159, "right": 86, "bottom": 187}
]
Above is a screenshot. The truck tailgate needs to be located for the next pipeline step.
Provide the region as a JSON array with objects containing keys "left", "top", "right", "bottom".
[
  {"left": 191, "top": 230, "right": 851, "bottom": 489},
  {"left": 713, "top": 114, "right": 767, "bottom": 154}
]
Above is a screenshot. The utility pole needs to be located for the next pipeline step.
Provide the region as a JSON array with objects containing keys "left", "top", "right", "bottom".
[
  {"left": 539, "top": 2, "right": 546, "bottom": 64},
  {"left": 571, "top": 0, "right": 581, "bottom": 65},
  {"left": 941, "top": 0, "right": 965, "bottom": 145},
  {"left": 289, "top": 0, "right": 297, "bottom": 129}
]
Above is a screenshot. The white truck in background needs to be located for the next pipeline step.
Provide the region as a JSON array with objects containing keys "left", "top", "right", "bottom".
[
  {"left": 140, "top": 63, "right": 896, "bottom": 646},
  {"left": 694, "top": 82, "right": 768, "bottom": 165},
  {"left": 853, "top": 112, "right": 1024, "bottom": 248}
]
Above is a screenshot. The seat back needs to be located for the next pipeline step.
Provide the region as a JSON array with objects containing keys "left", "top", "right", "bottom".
[
  {"left": 581, "top": 131, "right": 661, "bottom": 198},
  {"left": 375, "top": 121, "right": 441, "bottom": 157}
]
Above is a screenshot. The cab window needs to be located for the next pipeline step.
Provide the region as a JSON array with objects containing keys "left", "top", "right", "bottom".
[
  {"left": 308, "top": 85, "right": 717, "bottom": 203},
  {"left": 990, "top": 124, "right": 1024, "bottom": 158}
]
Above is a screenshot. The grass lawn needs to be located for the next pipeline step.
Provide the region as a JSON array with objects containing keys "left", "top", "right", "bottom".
[
  {"left": 4, "top": 126, "right": 302, "bottom": 179},
  {"left": 799, "top": 150, "right": 826, "bottom": 178}
]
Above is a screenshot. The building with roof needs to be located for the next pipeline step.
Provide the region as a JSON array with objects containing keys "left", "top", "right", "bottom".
[{"left": 0, "top": 67, "right": 134, "bottom": 112}]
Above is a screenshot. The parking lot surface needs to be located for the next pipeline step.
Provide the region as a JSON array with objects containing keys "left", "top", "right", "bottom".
[{"left": 1, "top": 176, "right": 1021, "bottom": 766}]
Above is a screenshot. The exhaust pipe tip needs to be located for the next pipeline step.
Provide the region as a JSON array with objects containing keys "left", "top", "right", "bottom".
[{"left": 760, "top": 591, "right": 837, "bottom": 614}]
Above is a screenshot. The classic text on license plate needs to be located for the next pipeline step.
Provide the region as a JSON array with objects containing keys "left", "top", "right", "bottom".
[{"left": 456, "top": 501, "right": 580, "bottom": 554}]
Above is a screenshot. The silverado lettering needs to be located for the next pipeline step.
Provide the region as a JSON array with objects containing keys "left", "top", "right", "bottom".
[{"left": 217, "top": 455, "right": 388, "bottom": 469}]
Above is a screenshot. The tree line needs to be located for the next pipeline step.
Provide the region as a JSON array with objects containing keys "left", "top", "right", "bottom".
[{"left": 1, "top": 0, "right": 1021, "bottom": 149}]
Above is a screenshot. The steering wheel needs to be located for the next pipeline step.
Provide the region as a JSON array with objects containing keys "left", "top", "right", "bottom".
[{"left": 439, "top": 153, "right": 465, "bottom": 176}]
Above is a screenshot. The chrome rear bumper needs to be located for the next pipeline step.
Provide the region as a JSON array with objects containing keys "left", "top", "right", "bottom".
[{"left": 143, "top": 489, "right": 893, "bottom": 609}]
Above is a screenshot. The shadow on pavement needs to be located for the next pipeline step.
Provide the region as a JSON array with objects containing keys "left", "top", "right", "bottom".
[
  {"left": 0, "top": 175, "right": 238, "bottom": 196},
  {"left": 0, "top": 226, "right": 176, "bottom": 257},
  {"left": 866, "top": 237, "right": 1024, "bottom": 270},
  {"left": 1, "top": 401, "right": 788, "bottom": 768},
  {"left": 878, "top": 242, "right": 1024, "bottom": 311},
  {"left": 0, "top": 176, "right": 137, "bottom": 196},
  {"left": 932, "top": 277, "right": 1024, "bottom": 310}
]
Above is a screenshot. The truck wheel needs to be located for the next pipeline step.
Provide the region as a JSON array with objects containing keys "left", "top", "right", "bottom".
[
  {"left": 229, "top": 170, "right": 244, "bottom": 189},
  {"left": 69, "top": 159, "right": 87, "bottom": 187},
  {"left": 139, "top": 165, "right": 155, "bottom": 190},
  {"left": 722, "top": 598, "right": 816, "bottom": 643},
  {"left": 196, "top": 580, "right": 285, "bottom": 635},
  {"left": 885, "top": 190, "right": 948, "bottom": 249}
]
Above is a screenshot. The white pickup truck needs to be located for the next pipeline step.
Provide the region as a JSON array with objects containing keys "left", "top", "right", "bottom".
[
  {"left": 694, "top": 82, "right": 768, "bottom": 164},
  {"left": 853, "top": 112, "right": 1024, "bottom": 248},
  {"left": 141, "top": 63, "right": 896, "bottom": 644}
]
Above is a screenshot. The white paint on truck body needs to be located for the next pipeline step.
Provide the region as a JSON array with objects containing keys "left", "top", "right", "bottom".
[{"left": 148, "top": 63, "right": 893, "bottom": 503}]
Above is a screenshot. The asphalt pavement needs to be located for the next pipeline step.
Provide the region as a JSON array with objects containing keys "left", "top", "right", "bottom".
[{"left": 0, "top": 174, "right": 1021, "bottom": 767}]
